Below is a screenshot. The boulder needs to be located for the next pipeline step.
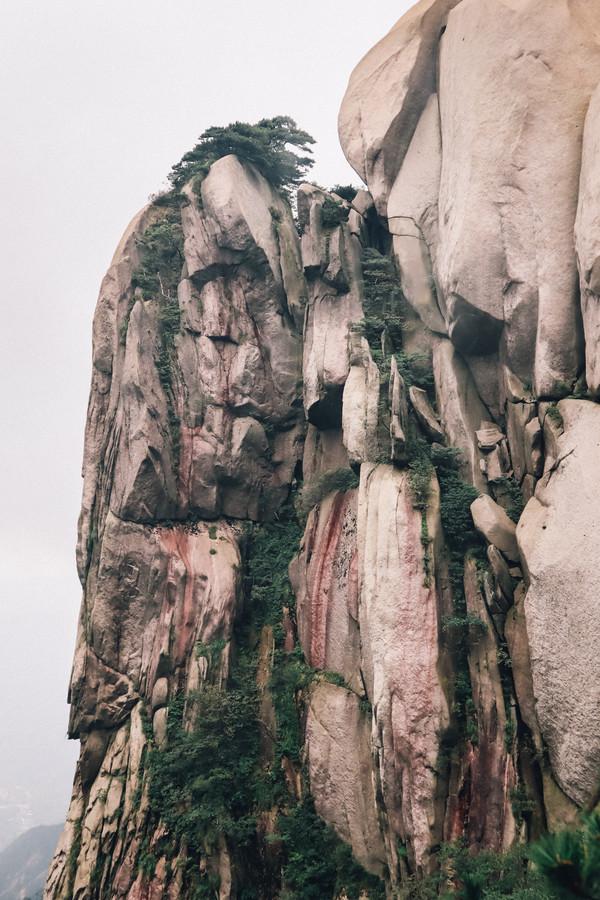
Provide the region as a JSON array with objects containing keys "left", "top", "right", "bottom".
[
  {"left": 517, "top": 400, "right": 600, "bottom": 806},
  {"left": 306, "top": 683, "right": 387, "bottom": 877},
  {"left": 470, "top": 495, "right": 519, "bottom": 562},
  {"left": 338, "top": 0, "right": 461, "bottom": 213},
  {"left": 476, "top": 422, "right": 503, "bottom": 451},
  {"left": 409, "top": 385, "right": 444, "bottom": 442},
  {"left": 437, "top": 0, "right": 600, "bottom": 391}
]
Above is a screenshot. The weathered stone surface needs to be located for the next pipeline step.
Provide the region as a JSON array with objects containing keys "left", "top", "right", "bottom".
[
  {"left": 437, "top": 0, "right": 600, "bottom": 391},
  {"left": 538, "top": 402, "right": 564, "bottom": 473},
  {"left": 505, "top": 585, "right": 541, "bottom": 751},
  {"left": 506, "top": 399, "right": 536, "bottom": 484},
  {"left": 69, "top": 513, "right": 241, "bottom": 736},
  {"left": 79, "top": 156, "right": 305, "bottom": 575},
  {"left": 487, "top": 545, "right": 514, "bottom": 613},
  {"left": 463, "top": 556, "right": 517, "bottom": 850},
  {"left": 517, "top": 400, "right": 600, "bottom": 806},
  {"left": 433, "top": 339, "right": 488, "bottom": 492},
  {"left": 524, "top": 417, "right": 543, "bottom": 478},
  {"left": 302, "top": 425, "right": 349, "bottom": 483},
  {"left": 338, "top": 0, "right": 461, "bottom": 213},
  {"left": 471, "top": 495, "right": 519, "bottom": 562},
  {"left": 306, "top": 683, "right": 386, "bottom": 876},
  {"left": 481, "top": 440, "right": 511, "bottom": 485},
  {"left": 77, "top": 204, "right": 166, "bottom": 582},
  {"left": 389, "top": 355, "right": 409, "bottom": 464},
  {"left": 476, "top": 422, "right": 503, "bottom": 452},
  {"left": 576, "top": 81, "right": 600, "bottom": 397},
  {"left": 299, "top": 185, "right": 365, "bottom": 426},
  {"left": 110, "top": 298, "right": 178, "bottom": 523},
  {"left": 347, "top": 190, "right": 375, "bottom": 245},
  {"left": 388, "top": 94, "right": 446, "bottom": 334},
  {"left": 357, "top": 463, "right": 449, "bottom": 872},
  {"left": 409, "top": 386, "right": 444, "bottom": 442},
  {"left": 290, "top": 490, "right": 362, "bottom": 692},
  {"left": 51, "top": 4, "right": 600, "bottom": 889},
  {"left": 342, "top": 333, "right": 380, "bottom": 466}
]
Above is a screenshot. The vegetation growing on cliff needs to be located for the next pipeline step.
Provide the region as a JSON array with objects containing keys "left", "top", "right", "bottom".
[
  {"left": 132, "top": 215, "right": 183, "bottom": 302},
  {"left": 279, "top": 799, "right": 385, "bottom": 900},
  {"left": 405, "top": 814, "right": 600, "bottom": 899},
  {"left": 298, "top": 467, "right": 359, "bottom": 516},
  {"left": 320, "top": 195, "right": 350, "bottom": 229},
  {"left": 359, "top": 247, "right": 403, "bottom": 351},
  {"left": 129, "top": 211, "right": 184, "bottom": 465},
  {"left": 145, "top": 498, "right": 383, "bottom": 898},
  {"left": 168, "top": 116, "right": 315, "bottom": 195},
  {"left": 147, "top": 687, "right": 261, "bottom": 854}
]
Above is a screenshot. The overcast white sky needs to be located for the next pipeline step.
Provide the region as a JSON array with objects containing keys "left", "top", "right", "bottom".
[{"left": 0, "top": 0, "right": 410, "bottom": 834}]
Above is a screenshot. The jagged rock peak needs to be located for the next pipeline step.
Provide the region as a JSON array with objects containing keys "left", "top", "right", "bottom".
[{"left": 47, "top": 4, "right": 600, "bottom": 897}]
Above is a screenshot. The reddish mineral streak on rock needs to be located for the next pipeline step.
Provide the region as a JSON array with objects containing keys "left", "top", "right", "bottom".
[
  {"left": 308, "top": 491, "right": 347, "bottom": 668},
  {"left": 47, "top": 3, "right": 600, "bottom": 892}
]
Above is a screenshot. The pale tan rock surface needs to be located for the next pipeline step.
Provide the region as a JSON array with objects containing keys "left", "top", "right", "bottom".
[
  {"left": 338, "top": 0, "right": 461, "bottom": 213},
  {"left": 517, "top": 400, "right": 600, "bottom": 805},
  {"left": 50, "top": 1, "right": 600, "bottom": 891},
  {"left": 437, "top": 0, "right": 600, "bottom": 393},
  {"left": 302, "top": 425, "right": 349, "bottom": 483},
  {"left": 433, "top": 339, "right": 488, "bottom": 491},
  {"left": 306, "top": 683, "right": 386, "bottom": 876},
  {"left": 357, "top": 463, "right": 449, "bottom": 872},
  {"left": 69, "top": 513, "right": 240, "bottom": 736},
  {"left": 78, "top": 155, "right": 304, "bottom": 584},
  {"left": 471, "top": 495, "right": 519, "bottom": 562},
  {"left": 299, "top": 184, "right": 365, "bottom": 427},
  {"left": 388, "top": 93, "right": 446, "bottom": 334},
  {"left": 342, "top": 334, "right": 381, "bottom": 466},
  {"left": 409, "top": 385, "right": 444, "bottom": 442},
  {"left": 290, "top": 490, "right": 362, "bottom": 692},
  {"left": 463, "top": 557, "right": 517, "bottom": 851},
  {"left": 576, "top": 82, "right": 600, "bottom": 397}
]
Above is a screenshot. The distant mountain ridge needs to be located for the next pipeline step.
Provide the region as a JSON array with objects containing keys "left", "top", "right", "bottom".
[{"left": 0, "top": 825, "right": 60, "bottom": 900}]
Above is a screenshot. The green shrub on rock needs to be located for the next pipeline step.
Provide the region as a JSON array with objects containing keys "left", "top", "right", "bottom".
[
  {"left": 279, "top": 798, "right": 385, "bottom": 900},
  {"left": 299, "top": 467, "right": 359, "bottom": 515},
  {"left": 330, "top": 184, "right": 359, "bottom": 202},
  {"left": 320, "top": 195, "right": 350, "bottom": 229},
  {"left": 168, "top": 116, "right": 315, "bottom": 195}
]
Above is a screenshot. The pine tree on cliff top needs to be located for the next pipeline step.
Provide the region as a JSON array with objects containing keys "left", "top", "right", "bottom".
[{"left": 168, "top": 115, "right": 315, "bottom": 193}]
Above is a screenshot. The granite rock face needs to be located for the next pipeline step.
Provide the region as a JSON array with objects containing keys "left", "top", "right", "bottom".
[
  {"left": 49, "top": 1, "right": 600, "bottom": 896},
  {"left": 517, "top": 401, "right": 600, "bottom": 806}
]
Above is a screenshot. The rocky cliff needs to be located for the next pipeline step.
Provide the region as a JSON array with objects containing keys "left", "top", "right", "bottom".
[{"left": 47, "top": 1, "right": 600, "bottom": 897}]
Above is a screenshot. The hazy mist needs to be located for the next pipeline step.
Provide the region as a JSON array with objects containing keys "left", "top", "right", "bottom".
[{"left": 0, "top": 0, "right": 408, "bottom": 839}]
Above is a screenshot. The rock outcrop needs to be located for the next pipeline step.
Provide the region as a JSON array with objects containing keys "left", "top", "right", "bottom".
[
  {"left": 48, "top": 1, "right": 600, "bottom": 896},
  {"left": 517, "top": 400, "right": 600, "bottom": 807}
]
